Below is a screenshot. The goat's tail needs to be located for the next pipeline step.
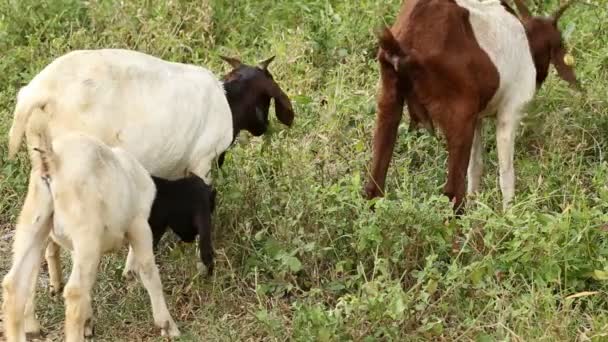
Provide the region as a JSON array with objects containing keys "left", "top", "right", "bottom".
[
  {"left": 377, "top": 27, "right": 404, "bottom": 57},
  {"left": 26, "top": 107, "right": 56, "bottom": 178},
  {"left": 8, "top": 86, "right": 48, "bottom": 160},
  {"left": 377, "top": 27, "right": 413, "bottom": 74}
]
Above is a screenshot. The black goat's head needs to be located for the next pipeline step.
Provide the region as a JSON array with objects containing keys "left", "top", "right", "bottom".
[{"left": 220, "top": 55, "right": 295, "bottom": 137}]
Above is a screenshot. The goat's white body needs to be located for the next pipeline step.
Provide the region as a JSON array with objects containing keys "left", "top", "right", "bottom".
[
  {"left": 455, "top": 0, "right": 536, "bottom": 209},
  {"left": 9, "top": 49, "right": 234, "bottom": 183},
  {"left": 2, "top": 129, "right": 180, "bottom": 341},
  {"left": 47, "top": 136, "right": 155, "bottom": 253}
]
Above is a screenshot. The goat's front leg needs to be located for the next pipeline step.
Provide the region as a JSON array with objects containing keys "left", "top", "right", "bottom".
[
  {"left": 444, "top": 116, "right": 476, "bottom": 214},
  {"left": 2, "top": 175, "right": 53, "bottom": 342},
  {"left": 127, "top": 217, "right": 180, "bottom": 337},
  {"left": 364, "top": 61, "right": 405, "bottom": 199},
  {"left": 63, "top": 235, "right": 101, "bottom": 342},
  {"left": 45, "top": 240, "right": 63, "bottom": 295},
  {"left": 467, "top": 119, "right": 484, "bottom": 197},
  {"left": 496, "top": 108, "right": 520, "bottom": 211},
  {"left": 194, "top": 212, "right": 214, "bottom": 276}
]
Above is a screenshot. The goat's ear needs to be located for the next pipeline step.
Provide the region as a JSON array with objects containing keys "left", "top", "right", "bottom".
[
  {"left": 551, "top": 45, "right": 580, "bottom": 90},
  {"left": 259, "top": 56, "right": 276, "bottom": 70},
  {"left": 512, "top": 0, "right": 532, "bottom": 20},
  {"left": 220, "top": 55, "right": 242, "bottom": 69},
  {"left": 266, "top": 81, "right": 294, "bottom": 126}
]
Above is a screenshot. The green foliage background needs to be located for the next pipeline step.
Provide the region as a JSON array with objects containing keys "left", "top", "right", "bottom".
[{"left": 0, "top": 0, "right": 607, "bottom": 340}]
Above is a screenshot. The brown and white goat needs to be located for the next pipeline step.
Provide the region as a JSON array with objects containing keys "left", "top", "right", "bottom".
[
  {"left": 2, "top": 110, "right": 180, "bottom": 342},
  {"left": 364, "top": 0, "right": 580, "bottom": 212}
]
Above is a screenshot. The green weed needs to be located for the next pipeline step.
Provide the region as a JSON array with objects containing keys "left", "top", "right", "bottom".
[{"left": 0, "top": 0, "right": 607, "bottom": 340}]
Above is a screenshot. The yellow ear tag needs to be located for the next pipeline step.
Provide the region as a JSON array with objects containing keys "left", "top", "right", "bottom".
[{"left": 563, "top": 53, "right": 575, "bottom": 66}]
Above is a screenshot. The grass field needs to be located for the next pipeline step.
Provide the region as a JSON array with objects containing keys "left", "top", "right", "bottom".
[{"left": 1, "top": 0, "right": 608, "bottom": 340}]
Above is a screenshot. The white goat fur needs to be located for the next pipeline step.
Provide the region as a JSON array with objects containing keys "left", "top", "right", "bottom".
[
  {"left": 8, "top": 48, "right": 234, "bottom": 184},
  {"left": 457, "top": 0, "right": 536, "bottom": 209},
  {"left": 2, "top": 110, "right": 180, "bottom": 342},
  {"left": 7, "top": 49, "right": 233, "bottom": 295}
]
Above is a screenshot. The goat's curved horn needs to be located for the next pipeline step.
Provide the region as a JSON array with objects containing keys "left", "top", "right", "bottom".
[
  {"left": 259, "top": 56, "right": 276, "bottom": 70},
  {"left": 553, "top": 1, "right": 574, "bottom": 23},
  {"left": 512, "top": 0, "right": 532, "bottom": 19},
  {"left": 219, "top": 55, "right": 242, "bottom": 69}
]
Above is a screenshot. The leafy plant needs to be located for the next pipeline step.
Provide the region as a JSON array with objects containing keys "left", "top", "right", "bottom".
[{"left": 0, "top": 0, "right": 606, "bottom": 340}]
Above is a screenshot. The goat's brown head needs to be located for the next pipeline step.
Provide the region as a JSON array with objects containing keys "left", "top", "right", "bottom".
[
  {"left": 511, "top": 0, "right": 580, "bottom": 89},
  {"left": 220, "top": 55, "right": 294, "bottom": 137}
]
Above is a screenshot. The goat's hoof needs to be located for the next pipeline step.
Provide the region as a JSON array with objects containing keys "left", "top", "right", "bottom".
[
  {"left": 160, "top": 320, "right": 180, "bottom": 338},
  {"left": 25, "top": 323, "right": 44, "bottom": 339},
  {"left": 122, "top": 269, "right": 137, "bottom": 282},
  {"left": 49, "top": 283, "right": 63, "bottom": 296},
  {"left": 85, "top": 318, "right": 95, "bottom": 338},
  {"left": 25, "top": 330, "right": 41, "bottom": 339},
  {"left": 196, "top": 262, "right": 208, "bottom": 275},
  {"left": 25, "top": 328, "right": 42, "bottom": 339},
  {"left": 26, "top": 331, "right": 43, "bottom": 340},
  {"left": 197, "top": 260, "right": 214, "bottom": 277},
  {"left": 362, "top": 182, "right": 380, "bottom": 200},
  {"left": 25, "top": 318, "right": 42, "bottom": 337}
]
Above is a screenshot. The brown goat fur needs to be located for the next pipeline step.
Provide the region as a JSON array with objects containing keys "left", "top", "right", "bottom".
[
  {"left": 366, "top": 0, "right": 500, "bottom": 212},
  {"left": 364, "top": 0, "right": 579, "bottom": 213},
  {"left": 511, "top": 0, "right": 580, "bottom": 89},
  {"left": 217, "top": 56, "right": 296, "bottom": 167},
  {"left": 221, "top": 56, "right": 295, "bottom": 137}
]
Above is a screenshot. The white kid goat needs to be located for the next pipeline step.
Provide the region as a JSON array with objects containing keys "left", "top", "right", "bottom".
[{"left": 2, "top": 109, "right": 180, "bottom": 342}]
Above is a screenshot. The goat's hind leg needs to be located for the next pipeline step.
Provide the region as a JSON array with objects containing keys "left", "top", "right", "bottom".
[
  {"left": 121, "top": 226, "right": 165, "bottom": 281},
  {"left": 2, "top": 174, "right": 53, "bottom": 341},
  {"left": 123, "top": 223, "right": 167, "bottom": 281},
  {"left": 127, "top": 216, "right": 180, "bottom": 337},
  {"left": 63, "top": 233, "right": 101, "bottom": 342},
  {"left": 23, "top": 260, "right": 43, "bottom": 339},
  {"left": 45, "top": 240, "right": 63, "bottom": 295}
]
